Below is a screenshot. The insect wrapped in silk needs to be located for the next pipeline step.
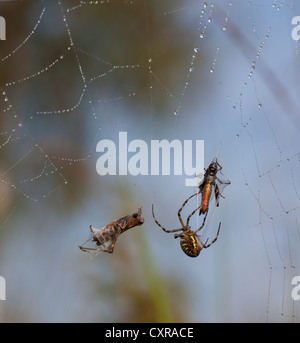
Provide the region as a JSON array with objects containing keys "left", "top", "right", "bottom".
[{"left": 79, "top": 207, "right": 144, "bottom": 255}]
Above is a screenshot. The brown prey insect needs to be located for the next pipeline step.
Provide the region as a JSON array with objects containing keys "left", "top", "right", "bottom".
[
  {"left": 79, "top": 208, "right": 144, "bottom": 255},
  {"left": 152, "top": 193, "right": 221, "bottom": 258}
]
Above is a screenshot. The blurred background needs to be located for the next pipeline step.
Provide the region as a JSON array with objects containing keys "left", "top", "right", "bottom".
[{"left": 0, "top": 0, "right": 300, "bottom": 322}]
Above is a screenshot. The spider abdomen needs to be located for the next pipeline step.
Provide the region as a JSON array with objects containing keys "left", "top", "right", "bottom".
[{"left": 180, "top": 236, "right": 201, "bottom": 257}]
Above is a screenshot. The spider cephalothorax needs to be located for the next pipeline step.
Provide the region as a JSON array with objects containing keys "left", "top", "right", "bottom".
[{"left": 152, "top": 193, "right": 221, "bottom": 258}]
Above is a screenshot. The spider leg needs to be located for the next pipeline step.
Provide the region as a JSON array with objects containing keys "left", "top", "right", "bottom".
[
  {"left": 193, "top": 210, "right": 209, "bottom": 234},
  {"left": 152, "top": 204, "right": 183, "bottom": 233},
  {"left": 203, "top": 222, "right": 221, "bottom": 248},
  {"left": 177, "top": 192, "right": 198, "bottom": 227},
  {"left": 186, "top": 203, "right": 205, "bottom": 227},
  {"left": 197, "top": 236, "right": 209, "bottom": 249}
]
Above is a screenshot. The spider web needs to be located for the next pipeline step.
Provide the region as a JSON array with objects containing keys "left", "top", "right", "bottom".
[{"left": 0, "top": 0, "right": 299, "bottom": 322}]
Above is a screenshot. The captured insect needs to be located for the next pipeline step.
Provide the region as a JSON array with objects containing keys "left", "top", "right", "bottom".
[
  {"left": 152, "top": 193, "right": 221, "bottom": 258},
  {"left": 79, "top": 208, "right": 144, "bottom": 256},
  {"left": 197, "top": 158, "right": 231, "bottom": 215}
]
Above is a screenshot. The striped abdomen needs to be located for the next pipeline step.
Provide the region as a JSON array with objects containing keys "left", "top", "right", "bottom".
[{"left": 180, "top": 236, "right": 201, "bottom": 257}]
